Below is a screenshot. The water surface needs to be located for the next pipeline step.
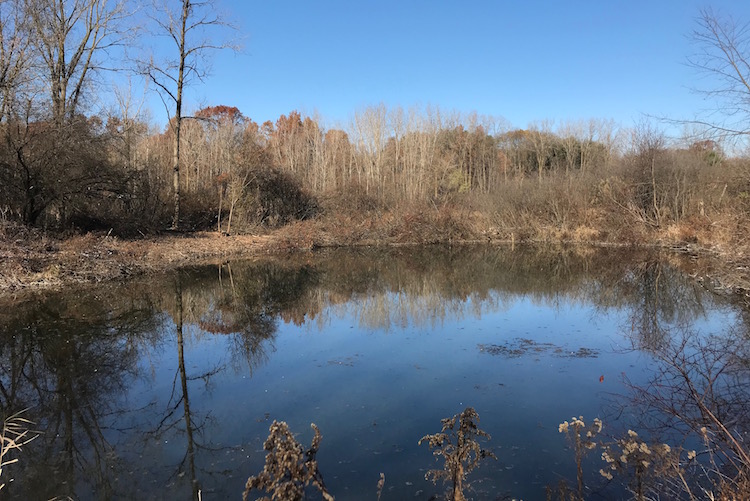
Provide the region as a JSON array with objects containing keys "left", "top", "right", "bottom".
[{"left": 0, "top": 245, "right": 745, "bottom": 500}]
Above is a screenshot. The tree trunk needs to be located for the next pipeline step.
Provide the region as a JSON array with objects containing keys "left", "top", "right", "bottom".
[
  {"left": 171, "top": 0, "right": 190, "bottom": 230},
  {"left": 217, "top": 185, "right": 223, "bottom": 233}
]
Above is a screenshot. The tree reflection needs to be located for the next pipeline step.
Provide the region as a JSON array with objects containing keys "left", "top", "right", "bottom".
[
  {"left": 186, "top": 261, "right": 320, "bottom": 372},
  {"left": 144, "top": 262, "right": 321, "bottom": 499},
  {"left": 149, "top": 273, "right": 215, "bottom": 500},
  {"left": 0, "top": 287, "right": 161, "bottom": 499},
  {"left": 0, "top": 245, "right": 747, "bottom": 499},
  {"left": 283, "top": 246, "right": 729, "bottom": 338},
  {"left": 615, "top": 260, "right": 711, "bottom": 352},
  {"left": 614, "top": 326, "right": 750, "bottom": 497}
]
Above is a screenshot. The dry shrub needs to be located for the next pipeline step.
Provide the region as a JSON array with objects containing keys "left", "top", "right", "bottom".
[
  {"left": 320, "top": 181, "right": 382, "bottom": 216},
  {"left": 0, "top": 219, "right": 49, "bottom": 249},
  {"left": 553, "top": 416, "right": 701, "bottom": 501},
  {"left": 386, "top": 202, "right": 478, "bottom": 244},
  {"left": 571, "top": 224, "right": 603, "bottom": 242},
  {"left": 419, "top": 407, "right": 496, "bottom": 501},
  {"left": 241, "top": 168, "right": 319, "bottom": 230},
  {"left": 244, "top": 420, "right": 333, "bottom": 501},
  {"left": 0, "top": 410, "right": 37, "bottom": 491},
  {"left": 273, "top": 220, "right": 328, "bottom": 251},
  {"left": 599, "top": 430, "right": 694, "bottom": 501},
  {"left": 480, "top": 173, "right": 601, "bottom": 243},
  {"left": 178, "top": 188, "right": 217, "bottom": 231},
  {"left": 711, "top": 472, "right": 750, "bottom": 501},
  {"left": 273, "top": 199, "right": 481, "bottom": 248}
]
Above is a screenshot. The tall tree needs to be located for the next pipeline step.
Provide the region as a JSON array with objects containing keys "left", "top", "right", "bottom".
[
  {"left": 528, "top": 120, "right": 553, "bottom": 182},
  {"left": 688, "top": 8, "right": 750, "bottom": 140},
  {"left": 143, "top": 0, "right": 236, "bottom": 229},
  {"left": 0, "top": 0, "right": 30, "bottom": 123},
  {"left": 27, "top": 0, "right": 130, "bottom": 125}
]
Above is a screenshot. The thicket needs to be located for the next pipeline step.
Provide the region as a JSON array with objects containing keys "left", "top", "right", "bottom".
[
  {"left": 4, "top": 100, "right": 749, "bottom": 249},
  {"left": 242, "top": 405, "right": 750, "bottom": 500},
  {"left": 0, "top": 2, "right": 747, "bottom": 249}
]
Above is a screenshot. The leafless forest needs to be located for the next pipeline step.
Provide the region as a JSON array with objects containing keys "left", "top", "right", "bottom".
[{"left": 0, "top": 1, "right": 746, "bottom": 259}]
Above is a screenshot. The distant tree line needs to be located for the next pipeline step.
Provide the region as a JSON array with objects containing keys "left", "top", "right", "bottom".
[{"left": 0, "top": 2, "right": 748, "bottom": 241}]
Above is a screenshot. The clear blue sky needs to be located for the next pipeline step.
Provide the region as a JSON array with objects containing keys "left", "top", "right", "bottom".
[{"left": 139, "top": 0, "right": 750, "bottom": 132}]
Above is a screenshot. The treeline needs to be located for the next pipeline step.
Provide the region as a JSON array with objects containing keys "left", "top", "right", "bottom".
[
  {"left": 1, "top": 1, "right": 748, "bottom": 248},
  {"left": 3, "top": 93, "right": 747, "bottom": 242}
]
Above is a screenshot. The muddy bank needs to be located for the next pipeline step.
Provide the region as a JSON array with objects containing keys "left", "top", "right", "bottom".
[
  {"left": 1, "top": 220, "right": 749, "bottom": 306},
  {"left": 0, "top": 227, "right": 277, "bottom": 294}
]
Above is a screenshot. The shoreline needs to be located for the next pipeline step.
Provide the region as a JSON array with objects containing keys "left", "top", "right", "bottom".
[{"left": 2, "top": 225, "right": 749, "bottom": 304}]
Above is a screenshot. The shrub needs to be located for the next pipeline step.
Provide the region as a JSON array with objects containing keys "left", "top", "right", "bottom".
[
  {"left": 419, "top": 407, "right": 496, "bottom": 501},
  {"left": 243, "top": 420, "right": 333, "bottom": 501}
]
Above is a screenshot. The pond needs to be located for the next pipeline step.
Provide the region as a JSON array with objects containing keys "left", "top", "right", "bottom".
[{"left": 0, "top": 245, "right": 747, "bottom": 500}]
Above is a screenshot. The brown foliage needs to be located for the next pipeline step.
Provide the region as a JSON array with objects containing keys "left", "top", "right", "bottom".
[
  {"left": 419, "top": 407, "right": 496, "bottom": 501},
  {"left": 243, "top": 420, "right": 333, "bottom": 501}
]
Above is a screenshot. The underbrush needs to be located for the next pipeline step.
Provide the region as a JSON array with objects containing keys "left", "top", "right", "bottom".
[
  {"left": 273, "top": 197, "right": 483, "bottom": 251},
  {"left": 3, "top": 160, "right": 750, "bottom": 294},
  {"left": 243, "top": 407, "right": 750, "bottom": 500},
  {"left": 288, "top": 176, "right": 684, "bottom": 249}
]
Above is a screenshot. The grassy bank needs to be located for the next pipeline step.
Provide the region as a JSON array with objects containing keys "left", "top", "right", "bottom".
[
  {"left": 0, "top": 222, "right": 277, "bottom": 293},
  {"left": 2, "top": 190, "right": 749, "bottom": 302}
]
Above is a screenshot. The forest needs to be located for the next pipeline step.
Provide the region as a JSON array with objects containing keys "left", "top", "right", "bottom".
[
  {"left": 0, "top": 0, "right": 748, "bottom": 278},
  {"left": 3, "top": 2, "right": 750, "bottom": 499}
]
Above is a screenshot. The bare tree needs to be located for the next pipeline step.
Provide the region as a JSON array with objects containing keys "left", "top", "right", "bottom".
[
  {"left": 109, "top": 78, "right": 149, "bottom": 170},
  {"left": 351, "top": 103, "right": 388, "bottom": 197},
  {"left": 0, "top": 0, "right": 31, "bottom": 123},
  {"left": 528, "top": 120, "right": 553, "bottom": 182},
  {"left": 27, "top": 0, "right": 131, "bottom": 125},
  {"left": 557, "top": 120, "right": 581, "bottom": 177},
  {"left": 142, "top": 0, "right": 236, "bottom": 229},
  {"left": 687, "top": 8, "right": 750, "bottom": 141}
]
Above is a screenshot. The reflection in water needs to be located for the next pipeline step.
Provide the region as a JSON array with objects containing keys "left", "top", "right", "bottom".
[
  {"left": 0, "top": 290, "right": 159, "bottom": 499},
  {"left": 621, "top": 325, "right": 750, "bottom": 495},
  {"left": 0, "top": 245, "right": 745, "bottom": 499}
]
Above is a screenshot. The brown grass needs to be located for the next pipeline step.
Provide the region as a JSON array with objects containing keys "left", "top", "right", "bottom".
[
  {"left": 0, "top": 221, "right": 279, "bottom": 294},
  {"left": 0, "top": 410, "right": 37, "bottom": 491},
  {"left": 2, "top": 181, "right": 750, "bottom": 300}
]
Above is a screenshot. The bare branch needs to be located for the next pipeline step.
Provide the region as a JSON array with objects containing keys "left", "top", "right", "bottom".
[
  {"left": 685, "top": 8, "right": 750, "bottom": 140},
  {"left": 26, "top": 0, "right": 135, "bottom": 123},
  {"left": 139, "top": 0, "right": 238, "bottom": 229}
]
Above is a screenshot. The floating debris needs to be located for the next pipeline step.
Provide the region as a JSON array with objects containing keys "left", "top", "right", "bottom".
[{"left": 478, "top": 338, "right": 599, "bottom": 359}]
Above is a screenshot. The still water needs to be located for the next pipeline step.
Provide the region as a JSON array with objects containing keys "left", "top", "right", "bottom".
[{"left": 0, "top": 245, "right": 746, "bottom": 500}]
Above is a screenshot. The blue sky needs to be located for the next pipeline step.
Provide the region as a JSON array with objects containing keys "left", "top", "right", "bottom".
[{"left": 137, "top": 1, "right": 750, "bottom": 132}]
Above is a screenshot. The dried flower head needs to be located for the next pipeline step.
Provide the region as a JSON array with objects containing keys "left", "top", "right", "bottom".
[
  {"left": 243, "top": 421, "right": 334, "bottom": 501},
  {"left": 419, "top": 407, "right": 496, "bottom": 501}
]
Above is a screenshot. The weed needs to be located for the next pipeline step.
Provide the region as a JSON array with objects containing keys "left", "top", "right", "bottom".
[
  {"left": 243, "top": 420, "right": 333, "bottom": 501},
  {"left": 376, "top": 472, "right": 385, "bottom": 501},
  {"left": 0, "top": 409, "right": 37, "bottom": 491},
  {"left": 599, "top": 429, "right": 694, "bottom": 501},
  {"left": 558, "top": 416, "right": 602, "bottom": 499},
  {"left": 419, "top": 407, "right": 496, "bottom": 501},
  {"left": 554, "top": 415, "right": 699, "bottom": 501}
]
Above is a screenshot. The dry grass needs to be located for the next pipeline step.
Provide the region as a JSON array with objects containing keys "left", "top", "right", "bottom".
[
  {"left": 3, "top": 171, "right": 750, "bottom": 300},
  {"left": 0, "top": 410, "right": 37, "bottom": 491},
  {"left": 0, "top": 221, "right": 279, "bottom": 295}
]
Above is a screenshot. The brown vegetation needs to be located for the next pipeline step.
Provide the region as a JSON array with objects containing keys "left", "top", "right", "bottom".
[
  {"left": 243, "top": 421, "right": 333, "bottom": 501},
  {"left": 0, "top": 220, "right": 277, "bottom": 293},
  {"left": 1, "top": 2, "right": 749, "bottom": 298},
  {"left": 419, "top": 407, "right": 496, "bottom": 501},
  {"left": 0, "top": 410, "right": 37, "bottom": 492}
]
